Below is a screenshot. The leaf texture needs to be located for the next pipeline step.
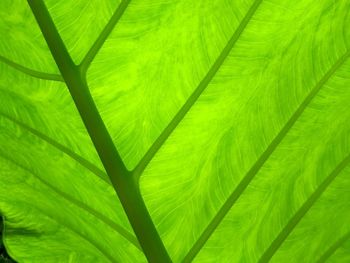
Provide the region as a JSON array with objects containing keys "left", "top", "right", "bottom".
[{"left": 0, "top": 0, "right": 350, "bottom": 262}]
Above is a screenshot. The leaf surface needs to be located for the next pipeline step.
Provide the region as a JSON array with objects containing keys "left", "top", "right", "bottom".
[{"left": 0, "top": 0, "right": 350, "bottom": 262}]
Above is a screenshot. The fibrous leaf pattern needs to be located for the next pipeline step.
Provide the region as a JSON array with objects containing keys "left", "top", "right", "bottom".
[{"left": 0, "top": 0, "right": 349, "bottom": 262}]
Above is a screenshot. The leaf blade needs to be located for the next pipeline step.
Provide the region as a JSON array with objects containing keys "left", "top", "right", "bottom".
[
  {"left": 184, "top": 50, "right": 350, "bottom": 262},
  {"left": 1, "top": 0, "right": 350, "bottom": 262}
]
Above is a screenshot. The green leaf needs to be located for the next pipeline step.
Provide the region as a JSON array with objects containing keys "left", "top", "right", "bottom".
[{"left": 1, "top": 0, "right": 350, "bottom": 262}]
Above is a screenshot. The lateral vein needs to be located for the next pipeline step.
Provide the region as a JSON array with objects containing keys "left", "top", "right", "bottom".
[
  {"left": 0, "top": 54, "right": 63, "bottom": 82},
  {"left": 0, "top": 154, "right": 123, "bottom": 263},
  {"left": 0, "top": 112, "right": 109, "bottom": 184},
  {"left": 259, "top": 153, "right": 350, "bottom": 263},
  {"left": 133, "top": 0, "right": 264, "bottom": 179},
  {"left": 182, "top": 50, "right": 350, "bottom": 263},
  {"left": 80, "top": 0, "right": 131, "bottom": 74},
  {"left": 316, "top": 231, "right": 350, "bottom": 263}
]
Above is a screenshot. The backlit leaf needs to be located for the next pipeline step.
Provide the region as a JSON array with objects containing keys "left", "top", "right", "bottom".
[{"left": 0, "top": 0, "right": 349, "bottom": 262}]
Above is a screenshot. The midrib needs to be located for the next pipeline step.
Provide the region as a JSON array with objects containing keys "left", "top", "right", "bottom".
[{"left": 27, "top": 0, "right": 171, "bottom": 262}]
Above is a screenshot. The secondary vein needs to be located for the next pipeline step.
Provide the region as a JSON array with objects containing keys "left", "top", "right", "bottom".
[
  {"left": 80, "top": 0, "right": 131, "bottom": 74},
  {"left": 0, "top": 112, "right": 109, "bottom": 184},
  {"left": 0, "top": 154, "right": 121, "bottom": 263},
  {"left": 1, "top": 151, "right": 141, "bottom": 251},
  {"left": 182, "top": 50, "right": 350, "bottom": 263},
  {"left": 0, "top": 54, "right": 63, "bottom": 82},
  {"left": 259, "top": 153, "right": 350, "bottom": 263},
  {"left": 133, "top": 0, "right": 264, "bottom": 179},
  {"left": 316, "top": 231, "right": 350, "bottom": 263}
]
